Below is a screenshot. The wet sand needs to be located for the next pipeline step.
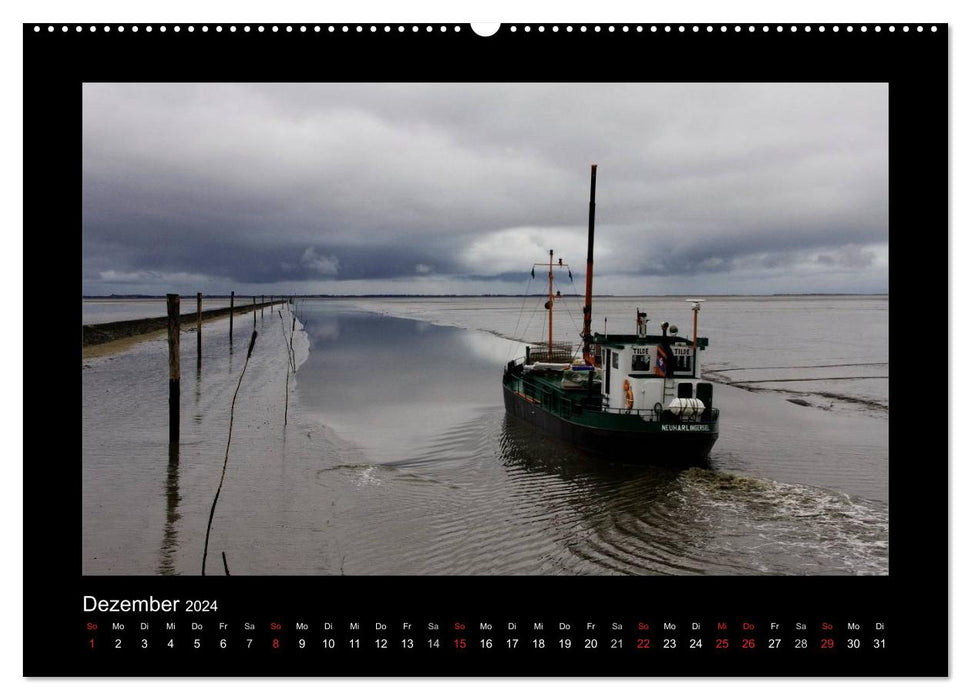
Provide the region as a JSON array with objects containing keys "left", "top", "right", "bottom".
[
  {"left": 82, "top": 300, "right": 282, "bottom": 348},
  {"left": 82, "top": 301, "right": 287, "bottom": 359},
  {"left": 82, "top": 327, "right": 170, "bottom": 360}
]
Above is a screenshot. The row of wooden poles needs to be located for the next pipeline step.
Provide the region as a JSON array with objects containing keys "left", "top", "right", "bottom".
[{"left": 165, "top": 292, "right": 293, "bottom": 446}]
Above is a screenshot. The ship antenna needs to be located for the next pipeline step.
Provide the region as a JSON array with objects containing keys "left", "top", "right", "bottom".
[{"left": 581, "top": 164, "right": 598, "bottom": 364}]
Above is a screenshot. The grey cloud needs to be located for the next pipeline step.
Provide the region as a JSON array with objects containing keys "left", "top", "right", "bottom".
[{"left": 83, "top": 82, "right": 888, "bottom": 295}]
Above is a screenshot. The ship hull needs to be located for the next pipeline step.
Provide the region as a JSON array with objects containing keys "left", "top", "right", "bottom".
[{"left": 502, "top": 383, "right": 718, "bottom": 465}]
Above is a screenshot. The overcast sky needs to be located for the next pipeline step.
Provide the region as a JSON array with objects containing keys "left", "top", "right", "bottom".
[{"left": 82, "top": 82, "right": 888, "bottom": 296}]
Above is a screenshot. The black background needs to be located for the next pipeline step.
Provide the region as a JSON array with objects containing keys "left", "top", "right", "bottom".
[{"left": 23, "top": 22, "right": 947, "bottom": 677}]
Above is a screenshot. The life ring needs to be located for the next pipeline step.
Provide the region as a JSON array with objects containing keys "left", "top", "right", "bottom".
[{"left": 623, "top": 379, "right": 634, "bottom": 410}]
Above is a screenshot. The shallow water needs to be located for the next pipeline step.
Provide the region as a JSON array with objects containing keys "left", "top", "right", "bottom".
[{"left": 81, "top": 295, "right": 888, "bottom": 575}]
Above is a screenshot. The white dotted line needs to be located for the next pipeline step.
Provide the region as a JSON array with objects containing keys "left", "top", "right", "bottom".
[
  {"left": 33, "top": 24, "right": 465, "bottom": 33},
  {"left": 504, "top": 24, "right": 938, "bottom": 33},
  {"left": 32, "top": 24, "right": 940, "bottom": 34}
]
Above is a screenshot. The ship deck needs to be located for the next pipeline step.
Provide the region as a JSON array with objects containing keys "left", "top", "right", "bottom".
[{"left": 505, "top": 364, "right": 719, "bottom": 427}]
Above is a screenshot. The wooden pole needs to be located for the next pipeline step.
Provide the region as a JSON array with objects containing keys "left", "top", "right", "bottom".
[
  {"left": 196, "top": 292, "right": 202, "bottom": 368},
  {"left": 253, "top": 296, "right": 257, "bottom": 326},
  {"left": 229, "top": 290, "right": 235, "bottom": 344},
  {"left": 261, "top": 295, "right": 264, "bottom": 319},
  {"left": 167, "top": 294, "right": 180, "bottom": 446}
]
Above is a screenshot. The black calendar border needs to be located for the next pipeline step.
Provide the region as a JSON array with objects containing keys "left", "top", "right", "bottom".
[{"left": 23, "top": 22, "right": 948, "bottom": 677}]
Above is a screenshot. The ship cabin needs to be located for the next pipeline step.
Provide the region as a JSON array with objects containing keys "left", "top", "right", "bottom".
[{"left": 591, "top": 322, "right": 714, "bottom": 421}]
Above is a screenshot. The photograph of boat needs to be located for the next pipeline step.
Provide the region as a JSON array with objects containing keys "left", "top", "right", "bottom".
[
  {"left": 503, "top": 166, "right": 719, "bottom": 463},
  {"left": 80, "top": 83, "right": 889, "bottom": 577}
]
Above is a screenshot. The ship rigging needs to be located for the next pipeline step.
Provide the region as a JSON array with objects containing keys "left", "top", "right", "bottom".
[{"left": 501, "top": 164, "right": 720, "bottom": 463}]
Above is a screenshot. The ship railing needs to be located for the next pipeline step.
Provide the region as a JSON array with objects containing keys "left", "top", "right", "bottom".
[
  {"left": 512, "top": 370, "right": 719, "bottom": 425},
  {"left": 526, "top": 341, "right": 576, "bottom": 364}
]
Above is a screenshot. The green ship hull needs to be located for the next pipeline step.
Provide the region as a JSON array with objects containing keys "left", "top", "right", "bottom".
[{"left": 502, "top": 360, "right": 719, "bottom": 464}]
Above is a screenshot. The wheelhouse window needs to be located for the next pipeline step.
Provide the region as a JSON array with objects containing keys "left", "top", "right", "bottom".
[{"left": 671, "top": 346, "right": 695, "bottom": 376}]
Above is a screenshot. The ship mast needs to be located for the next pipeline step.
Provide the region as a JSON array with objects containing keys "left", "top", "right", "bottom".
[
  {"left": 533, "top": 251, "right": 569, "bottom": 362},
  {"left": 581, "top": 164, "right": 597, "bottom": 364},
  {"left": 547, "top": 249, "right": 554, "bottom": 360}
]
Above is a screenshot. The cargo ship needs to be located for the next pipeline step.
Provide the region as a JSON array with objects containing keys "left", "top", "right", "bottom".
[{"left": 501, "top": 165, "right": 720, "bottom": 463}]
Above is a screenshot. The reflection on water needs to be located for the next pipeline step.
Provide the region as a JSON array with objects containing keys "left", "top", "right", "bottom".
[
  {"left": 83, "top": 298, "right": 888, "bottom": 576},
  {"left": 158, "top": 444, "right": 181, "bottom": 575},
  {"left": 297, "top": 312, "right": 512, "bottom": 463}
]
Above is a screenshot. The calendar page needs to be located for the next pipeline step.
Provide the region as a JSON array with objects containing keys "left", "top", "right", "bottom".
[{"left": 23, "top": 21, "right": 946, "bottom": 677}]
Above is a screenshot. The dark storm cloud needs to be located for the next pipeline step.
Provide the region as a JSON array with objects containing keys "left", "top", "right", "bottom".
[{"left": 82, "top": 83, "right": 888, "bottom": 295}]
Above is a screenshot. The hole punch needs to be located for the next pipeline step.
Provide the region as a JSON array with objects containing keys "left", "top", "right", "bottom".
[{"left": 471, "top": 23, "right": 500, "bottom": 37}]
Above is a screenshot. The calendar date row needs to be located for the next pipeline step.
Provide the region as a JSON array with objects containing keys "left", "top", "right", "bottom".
[{"left": 88, "top": 635, "right": 887, "bottom": 652}]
